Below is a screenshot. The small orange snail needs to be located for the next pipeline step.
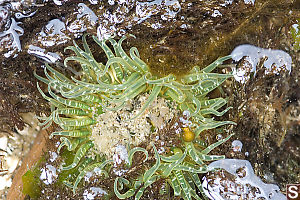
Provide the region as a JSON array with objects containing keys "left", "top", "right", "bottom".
[{"left": 182, "top": 127, "right": 195, "bottom": 142}]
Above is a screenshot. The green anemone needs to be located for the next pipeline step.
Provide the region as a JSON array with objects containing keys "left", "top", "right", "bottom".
[{"left": 35, "top": 34, "right": 235, "bottom": 199}]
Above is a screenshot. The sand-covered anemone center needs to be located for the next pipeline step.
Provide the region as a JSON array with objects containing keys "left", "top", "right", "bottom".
[{"left": 90, "top": 94, "right": 178, "bottom": 159}]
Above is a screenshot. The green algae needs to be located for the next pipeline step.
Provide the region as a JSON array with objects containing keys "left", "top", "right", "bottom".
[
  {"left": 57, "top": 149, "right": 77, "bottom": 186},
  {"left": 290, "top": 19, "right": 300, "bottom": 51},
  {"left": 22, "top": 169, "right": 41, "bottom": 199},
  {"left": 22, "top": 158, "right": 44, "bottom": 199}
]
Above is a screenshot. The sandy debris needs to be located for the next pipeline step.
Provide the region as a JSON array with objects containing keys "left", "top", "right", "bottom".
[{"left": 91, "top": 94, "right": 177, "bottom": 159}]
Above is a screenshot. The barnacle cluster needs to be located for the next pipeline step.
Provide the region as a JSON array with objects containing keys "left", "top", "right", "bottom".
[{"left": 35, "top": 34, "right": 235, "bottom": 199}]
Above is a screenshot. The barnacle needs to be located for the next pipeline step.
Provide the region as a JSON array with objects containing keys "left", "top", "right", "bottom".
[{"left": 35, "top": 34, "right": 235, "bottom": 199}]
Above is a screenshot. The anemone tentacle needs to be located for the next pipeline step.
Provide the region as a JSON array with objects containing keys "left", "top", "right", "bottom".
[{"left": 35, "top": 35, "right": 235, "bottom": 199}]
